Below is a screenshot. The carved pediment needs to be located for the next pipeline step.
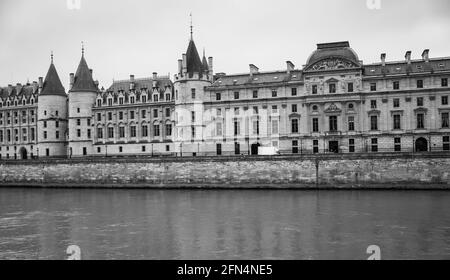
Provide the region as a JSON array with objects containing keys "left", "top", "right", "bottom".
[
  {"left": 324, "top": 103, "right": 341, "bottom": 114},
  {"left": 306, "top": 57, "right": 359, "bottom": 72}
]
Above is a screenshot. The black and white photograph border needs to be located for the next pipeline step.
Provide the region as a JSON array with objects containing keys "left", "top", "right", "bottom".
[{"left": 0, "top": 0, "right": 450, "bottom": 263}]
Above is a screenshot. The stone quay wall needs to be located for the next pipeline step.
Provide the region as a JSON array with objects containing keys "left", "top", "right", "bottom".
[{"left": 1, "top": 154, "right": 450, "bottom": 189}]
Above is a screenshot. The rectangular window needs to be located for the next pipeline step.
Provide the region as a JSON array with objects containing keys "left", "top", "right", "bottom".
[
  {"left": 153, "top": 125, "right": 160, "bottom": 137},
  {"left": 272, "top": 120, "right": 279, "bottom": 134},
  {"left": 130, "top": 126, "right": 136, "bottom": 138},
  {"left": 141, "top": 110, "right": 146, "bottom": 119},
  {"left": 393, "top": 98, "right": 400, "bottom": 108},
  {"left": 252, "top": 90, "right": 258, "bottom": 99},
  {"left": 272, "top": 105, "right": 278, "bottom": 114},
  {"left": 55, "top": 131, "right": 59, "bottom": 140},
  {"left": 349, "top": 139, "right": 355, "bottom": 153},
  {"left": 215, "top": 143, "right": 222, "bottom": 156},
  {"left": 165, "top": 124, "right": 172, "bottom": 136},
  {"left": 108, "top": 127, "right": 114, "bottom": 138},
  {"left": 234, "top": 121, "right": 240, "bottom": 136},
  {"left": 291, "top": 88, "right": 297, "bottom": 96},
  {"left": 191, "top": 126, "right": 195, "bottom": 139},
  {"left": 44, "top": 121, "right": 48, "bottom": 128},
  {"left": 395, "top": 137, "right": 402, "bottom": 152},
  {"left": 370, "top": 83, "right": 377, "bottom": 91},
  {"left": 97, "top": 113, "right": 101, "bottom": 121},
  {"left": 348, "top": 116, "right": 355, "bottom": 131},
  {"left": 142, "top": 146, "right": 146, "bottom": 152},
  {"left": 292, "top": 104, "right": 297, "bottom": 113},
  {"left": 142, "top": 95, "right": 147, "bottom": 103},
  {"left": 97, "top": 128, "right": 103, "bottom": 139},
  {"left": 216, "top": 122, "right": 222, "bottom": 136},
  {"left": 442, "top": 78, "right": 449, "bottom": 87},
  {"left": 165, "top": 108, "right": 171, "bottom": 117},
  {"left": 191, "top": 88, "right": 196, "bottom": 99},
  {"left": 87, "top": 129, "right": 91, "bottom": 139},
  {"left": 417, "top": 113, "right": 425, "bottom": 129},
  {"left": 291, "top": 119, "right": 299, "bottom": 133},
  {"left": 253, "top": 106, "right": 258, "bottom": 115},
  {"left": 312, "top": 118, "right": 319, "bottom": 132},
  {"left": 329, "top": 83, "right": 336, "bottom": 93},
  {"left": 370, "top": 115, "right": 378, "bottom": 131},
  {"left": 371, "top": 138, "right": 378, "bottom": 152},
  {"left": 31, "top": 128, "right": 35, "bottom": 141},
  {"left": 417, "top": 97, "right": 424, "bottom": 107},
  {"left": 253, "top": 120, "right": 259, "bottom": 135},
  {"left": 344, "top": 82, "right": 353, "bottom": 93},
  {"left": 393, "top": 114, "right": 401, "bottom": 130},
  {"left": 442, "top": 96, "right": 448, "bottom": 105},
  {"left": 119, "top": 146, "right": 123, "bottom": 153},
  {"left": 234, "top": 91, "right": 239, "bottom": 99},
  {"left": 312, "top": 85, "right": 317, "bottom": 94},
  {"left": 443, "top": 136, "right": 450, "bottom": 151},
  {"left": 153, "top": 109, "right": 158, "bottom": 118},
  {"left": 142, "top": 125, "right": 148, "bottom": 137},
  {"left": 76, "top": 129, "right": 81, "bottom": 137},
  {"left": 313, "top": 140, "right": 319, "bottom": 154},
  {"left": 393, "top": 81, "right": 400, "bottom": 90},
  {"left": 130, "top": 111, "right": 135, "bottom": 119},
  {"left": 291, "top": 140, "right": 299, "bottom": 154},
  {"left": 234, "top": 142, "right": 240, "bottom": 155},
  {"left": 417, "top": 79, "right": 424, "bottom": 88},
  {"left": 329, "top": 116, "right": 338, "bottom": 132},
  {"left": 191, "top": 111, "right": 195, "bottom": 123},
  {"left": 216, "top": 92, "right": 221, "bottom": 101},
  {"left": 272, "top": 90, "right": 277, "bottom": 97},
  {"left": 119, "top": 127, "right": 125, "bottom": 138},
  {"left": 371, "top": 100, "right": 377, "bottom": 109},
  {"left": 108, "top": 112, "right": 113, "bottom": 121},
  {"left": 442, "top": 113, "right": 449, "bottom": 128}
]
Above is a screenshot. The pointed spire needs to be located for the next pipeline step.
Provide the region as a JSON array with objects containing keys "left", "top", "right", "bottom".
[
  {"left": 81, "top": 41, "right": 85, "bottom": 56},
  {"left": 70, "top": 48, "right": 98, "bottom": 93},
  {"left": 202, "top": 48, "right": 208, "bottom": 71},
  {"left": 40, "top": 59, "right": 66, "bottom": 96},
  {"left": 190, "top": 13, "right": 193, "bottom": 40}
]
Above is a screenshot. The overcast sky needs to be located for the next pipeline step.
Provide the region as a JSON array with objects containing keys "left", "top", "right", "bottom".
[{"left": 1, "top": 0, "right": 449, "bottom": 90}]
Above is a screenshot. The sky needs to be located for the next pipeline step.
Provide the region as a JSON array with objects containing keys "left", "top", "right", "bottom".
[{"left": 0, "top": 0, "right": 450, "bottom": 90}]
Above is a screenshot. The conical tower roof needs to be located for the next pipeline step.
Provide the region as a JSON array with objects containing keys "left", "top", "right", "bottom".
[
  {"left": 186, "top": 39, "right": 203, "bottom": 77},
  {"left": 71, "top": 53, "right": 98, "bottom": 92},
  {"left": 40, "top": 57, "right": 66, "bottom": 96},
  {"left": 202, "top": 49, "right": 209, "bottom": 71}
]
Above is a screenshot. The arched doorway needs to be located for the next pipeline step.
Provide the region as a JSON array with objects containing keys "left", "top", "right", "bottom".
[
  {"left": 19, "top": 147, "right": 28, "bottom": 160},
  {"left": 251, "top": 143, "right": 261, "bottom": 155},
  {"left": 415, "top": 137, "right": 428, "bottom": 152}
]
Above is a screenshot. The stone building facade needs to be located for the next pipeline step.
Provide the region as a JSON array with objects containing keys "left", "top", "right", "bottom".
[{"left": 1, "top": 35, "right": 450, "bottom": 159}]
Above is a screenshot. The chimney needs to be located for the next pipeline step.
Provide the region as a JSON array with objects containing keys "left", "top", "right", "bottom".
[
  {"left": 130, "top": 75, "right": 135, "bottom": 90},
  {"left": 422, "top": 49, "right": 430, "bottom": 62},
  {"left": 16, "top": 83, "right": 22, "bottom": 87},
  {"left": 38, "top": 77, "right": 43, "bottom": 90},
  {"left": 249, "top": 64, "right": 259, "bottom": 76},
  {"left": 208, "top": 57, "right": 213, "bottom": 74},
  {"left": 178, "top": 59, "right": 183, "bottom": 74},
  {"left": 286, "top": 61, "right": 295, "bottom": 74},
  {"left": 381, "top": 53, "right": 386, "bottom": 66},
  {"left": 182, "top": 54, "right": 187, "bottom": 74},
  {"left": 153, "top": 72, "right": 157, "bottom": 80},
  {"left": 405, "top": 51, "right": 412, "bottom": 64},
  {"left": 94, "top": 80, "right": 99, "bottom": 88},
  {"left": 69, "top": 73, "right": 74, "bottom": 90}
]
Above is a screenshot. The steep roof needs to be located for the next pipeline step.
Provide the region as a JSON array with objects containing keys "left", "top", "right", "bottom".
[
  {"left": 186, "top": 39, "right": 203, "bottom": 77},
  {"left": 202, "top": 52, "right": 209, "bottom": 71},
  {"left": 306, "top": 41, "right": 360, "bottom": 67},
  {"left": 71, "top": 55, "right": 98, "bottom": 92},
  {"left": 209, "top": 70, "right": 303, "bottom": 88},
  {"left": 40, "top": 62, "right": 66, "bottom": 96}
]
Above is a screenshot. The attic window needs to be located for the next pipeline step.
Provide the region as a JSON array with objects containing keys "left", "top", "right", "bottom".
[
  {"left": 439, "top": 63, "right": 445, "bottom": 68},
  {"left": 274, "top": 76, "right": 278, "bottom": 80},
  {"left": 396, "top": 67, "right": 401, "bottom": 71},
  {"left": 233, "top": 79, "right": 238, "bottom": 84},
  {"left": 292, "top": 75, "right": 297, "bottom": 78},
  {"left": 370, "top": 69, "right": 375, "bottom": 73},
  {"left": 417, "top": 65, "right": 423, "bottom": 70}
]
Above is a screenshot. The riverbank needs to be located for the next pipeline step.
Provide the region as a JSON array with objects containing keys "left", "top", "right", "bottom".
[{"left": 1, "top": 153, "right": 450, "bottom": 190}]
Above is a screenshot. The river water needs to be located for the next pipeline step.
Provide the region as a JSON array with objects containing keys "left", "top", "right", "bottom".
[{"left": 0, "top": 188, "right": 450, "bottom": 260}]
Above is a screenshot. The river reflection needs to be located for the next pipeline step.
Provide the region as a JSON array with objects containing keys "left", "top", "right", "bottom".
[{"left": 0, "top": 188, "right": 450, "bottom": 259}]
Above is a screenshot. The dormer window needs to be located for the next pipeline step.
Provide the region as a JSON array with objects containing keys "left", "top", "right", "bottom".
[
  {"left": 153, "top": 94, "right": 159, "bottom": 102},
  {"left": 142, "top": 95, "right": 147, "bottom": 103},
  {"left": 108, "top": 98, "right": 112, "bottom": 106},
  {"left": 165, "top": 93, "right": 171, "bottom": 101},
  {"left": 119, "top": 97, "right": 124, "bottom": 105},
  {"left": 97, "top": 99, "right": 102, "bottom": 107},
  {"left": 130, "top": 97, "right": 135, "bottom": 104},
  {"left": 22, "top": 100, "right": 25, "bottom": 106}
]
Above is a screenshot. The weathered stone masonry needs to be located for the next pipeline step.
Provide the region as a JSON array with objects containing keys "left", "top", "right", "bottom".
[{"left": 1, "top": 155, "right": 450, "bottom": 189}]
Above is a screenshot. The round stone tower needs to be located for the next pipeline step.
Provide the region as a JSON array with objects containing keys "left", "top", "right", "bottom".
[
  {"left": 37, "top": 53, "right": 68, "bottom": 158},
  {"left": 67, "top": 47, "right": 98, "bottom": 157},
  {"left": 173, "top": 29, "right": 213, "bottom": 156}
]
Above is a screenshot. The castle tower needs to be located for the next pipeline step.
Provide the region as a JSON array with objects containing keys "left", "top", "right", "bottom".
[
  {"left": 37, "top": 53, "right": 69, "bottom": 158},
  {"left": 68, "top": 45, "right": 98, "bottom": 157},
  {"left": 173, "top": 20, "right": 213, "bottom": 156}
]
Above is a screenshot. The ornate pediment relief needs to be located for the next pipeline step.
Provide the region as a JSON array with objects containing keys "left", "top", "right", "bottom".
[
  {"left": 306, "top": 57, "right": 360, "bottom": 72},
  {"left": 324, "top": 103, "right": 342, "bottom": 114}
]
